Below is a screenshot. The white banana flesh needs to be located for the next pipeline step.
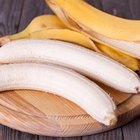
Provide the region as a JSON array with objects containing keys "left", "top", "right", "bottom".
[
  {"left": 0, "top": 63, "right": 117, "bottom": 125},
  {"left": 1, "top": 39, "right": 140, "bottom": 93}
]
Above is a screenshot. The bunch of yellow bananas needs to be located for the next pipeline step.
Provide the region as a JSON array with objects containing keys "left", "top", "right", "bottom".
[{"left": 0, "top": 0, "right": 140, "bottom": 72}]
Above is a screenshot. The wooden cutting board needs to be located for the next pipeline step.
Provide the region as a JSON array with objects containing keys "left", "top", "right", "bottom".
[{"left": 0, "top": 82, "right": 139, "bottom": 137}]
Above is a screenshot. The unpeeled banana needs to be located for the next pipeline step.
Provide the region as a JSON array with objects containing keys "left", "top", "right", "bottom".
[
  {"left": 45, "top": 0, "right": 140, "bottom": 41},
  {"left": 1, "top": 39, "right": 140, "bottom": 93},
  {"left": 45, "top": 0, "right": 140, "bottom": 61},
  {"left": 0, "top": 15, "right": 98, "bottom": 51},
  {"left": 0, "top": 15, "right": 64, "bottom": 45},
  {"left": 0, "top": 15, "right": 139, "bottom": 72}
]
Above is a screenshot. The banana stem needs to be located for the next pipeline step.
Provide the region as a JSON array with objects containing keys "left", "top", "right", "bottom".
[{"left": 0, "top": 30, "right": 28, "bottom": 46}]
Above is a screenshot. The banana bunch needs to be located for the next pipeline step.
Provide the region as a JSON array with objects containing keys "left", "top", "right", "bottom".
[{"left": 0, "top": 14, "right": 139, "bottom": 72}]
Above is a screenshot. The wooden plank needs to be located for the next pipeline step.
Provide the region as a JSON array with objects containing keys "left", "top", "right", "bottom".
[
  {"left": 0, "top": 125, "right": 38, "bottom": 140},
  {"left": 82, "top": 128, "right": 123, "bottom": 140},
  {"left": 86, "top": 0, "right": 140, "bottom": 20},
  {"left": 100, "top": 0, "right": 133, "bottom": 19},
  {"left": 0, "top": 0, "right": 24, "bottom": 36},
  {"left": 18, "top": 0, "right": 53, "bottom": 32},
  {"left": 86, "top": 0, "right": 103, "bottom": 11},
  {"left": 127, "top": 0, "right": 140, "bottom": 19},
  {"left": 122, "top": 117, "right": 140, "bottom": 140},
  {"left": 39, "top": 136, "right": 82, "bottom": 140}
]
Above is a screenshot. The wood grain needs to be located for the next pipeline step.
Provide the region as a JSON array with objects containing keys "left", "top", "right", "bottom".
[
  {"left": 18, "top": 0, "right": 52, "bottom": 32},
  {"left": 0, "top": 0, "right": 24, "bottom": 36},
  {"left": 122, "top": 118, "right": 140, "bottom": 140},
  {"left": 82, "top": 128, "right": 123, "bottom": 140},
  {"left": 0, "top": 126, "right": 38, "bottom": 140}
]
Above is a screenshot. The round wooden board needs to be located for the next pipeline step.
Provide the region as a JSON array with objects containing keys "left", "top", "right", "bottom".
[{"left": 0, "top": 83, "right": 139, "bottom": 137}]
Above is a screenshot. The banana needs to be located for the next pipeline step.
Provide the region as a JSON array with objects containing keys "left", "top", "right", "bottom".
[
  {"left": 30, "top": 29, "right": 98, "bottom": 51},
  {"left": 0, "top": 15, "right": 98, "bottom": 51},
  {"left": 0, "top": 15, "right": 66, "bottom": 46},
  {"left": 45, "top": 0, "right": 140, "bottom": 41},
  {"left": 95, "top": 43, "right": 140, "bottom": 71},
  {"left": 0, "top": 15, "right": 65, "bottom": 45},
  {"left": 45, "top": 0, "right": 140, "bottom": 60},
  {"left": 0, "top": 63, "right": 117, "bottom": 125},
  {"left": 0, "top": 15, "right": 139, "bottom": 71},
  {"left": 1, "top": 39, "right": 140, "bottom": 93}
]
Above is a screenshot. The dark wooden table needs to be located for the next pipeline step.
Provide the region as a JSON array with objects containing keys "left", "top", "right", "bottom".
[{"left": 0, "top": 0, "right": 140, "bottom": 139}]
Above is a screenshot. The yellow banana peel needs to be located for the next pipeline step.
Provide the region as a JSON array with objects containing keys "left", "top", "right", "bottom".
[
  {"left": 46, "top": 0, "right": 140, "bottom": 60},
  {"left": 0, "top": 15, "right": 66, "bottom": 45},
  {"left": 0, "top": 15, "right": 98, "bottom": 51},
  {"left": 30, "top": 29, "right": 98, "bottom": 50},
  {"left": 45, "top": 0, "right": 140, "bottom": 41}
]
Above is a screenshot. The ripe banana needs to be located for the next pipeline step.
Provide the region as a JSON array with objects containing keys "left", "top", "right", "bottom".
[
  {"left": 0, "top": 15, "right": 98, "bottom": 51},
  {"left": 30, "top": 29, "right": 99, "bottom": 51},
  {"left": 1, "top": 39, "right": 140, "bottom": 93},
  {"left": 0, "top": 15, "right": 139, "bottom": 72},
  {"left": 46, "top": 0, "right": 140, "bottom": 60},
  {"left": 0, "top": 15, "right": 66, "bottom": 46},
  {"left": 0, "top": 63, "right": 117, "bottom": 126},
  {"left": 45, "top": 0, "right": 140, "bottom": 41}
]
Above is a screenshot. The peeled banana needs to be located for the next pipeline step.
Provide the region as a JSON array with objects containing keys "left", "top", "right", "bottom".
[
  {"left": 0, "top": 15, "right": 139, "bottom": 72},
  {"left": 46, "top": 0, "right": 140, "bottom": 60},
  {"left": 1, "top": 39, "right": 140, "bottom": 93},
  {"left": 0, "top": 63, "right": 117, "bottom": 125}
]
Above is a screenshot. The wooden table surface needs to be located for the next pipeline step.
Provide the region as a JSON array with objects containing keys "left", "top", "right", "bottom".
[{"left": 0, "top": 0, "right": 140, "bottom": 139}]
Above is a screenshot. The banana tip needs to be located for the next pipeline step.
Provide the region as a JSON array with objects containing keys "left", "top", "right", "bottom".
[{"left": 104, "top": 112, "right": 117, "bottom": 126}]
